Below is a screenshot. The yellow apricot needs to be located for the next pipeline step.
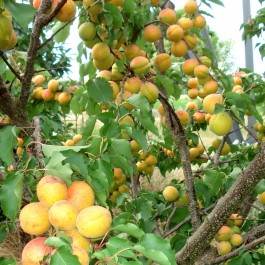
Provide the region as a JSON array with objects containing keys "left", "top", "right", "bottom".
[
  {"left": 64, "top": 229, "right": 91, "bottom": 251},
  {"left": 209, "top": 112, "right": 233, "bottom": 136},
  {"left": 163, "top": 186, "right": 179, "bottom": 202}
]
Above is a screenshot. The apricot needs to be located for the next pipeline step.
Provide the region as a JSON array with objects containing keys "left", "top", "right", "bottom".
[
  {"left": 96, "top": 70, "right": 112, "bottom": 80},
  {"left": 115, "top": 174, "right": 126, "bottom": 186},
  {"left": 186, "top": 101, "right": 198, "bottom": 110},
  {"left": 83, "top": 0, "right": 103, "bottom": 15},
  {"left": 72, "top": 245, "right": 90, "bottom": 265},
  {"left": 64, "top": 229, "right": 91, "bottom": 251},
  {"left": 189, "top": 147, "right": 200, "bottom": 160},
  {"left": 93, "top": 53, "right": 114, "bottom": 70},
  {"left": 171, "top": 40, "right": 188, "bottom": 57},
  {"left": 130, "top": 56, "right": 151, "bottom": 75},
  {"left": 92, "top": 42, "right": 110, "bottom": 61},
  {"left": 140, "top": 81, "right": 159, "bottom": 103},
  {"left": 197, "top": 144, "right": 204, "bottom": 155},
  {"left": 16, "top": 146, "right": 24, "bottom": 156},
  {"left": 193, "top": 14, "right": 206, "bottom": 28},
  {"left": 78, "top": 22, "right": 96, "bottom": 41},
  {"left": 108, "top": 81, "right": 120, "bottom": 99},
  {"left": 229, "top": 214, "right": 243, "bottom": 227},
  {"left": 42, "top": 88, "right": 54, "bottom": 101},
  {"left": 221, "top": 142, "right": 230, "bottom": 155},
  {"left": 151, "top": 0, "right": 160, "bottom": 5},
  {"left": 2, "top": 28, "right": 17, "bottom": 50},
  {"left": 116, "top": 90, "right": 134, "bottom": 111},
  {"left": 37, "top": 175, "right": 68, "bottom": 207},
  {"left": 230, "top": 234, "right": 243, "bottom": 247},
  {"left": 209, "top": 112, "right": 233, "bottom": 136},
  {"left": 32, "top": 75, "right": 45, "bottom": 86},
  {"left": 182, "top": 58, "right": 199, "bottom": 75},
  {"left": 187, "top": 88, "right": 198, "bottom": 99},
  {"left": 48, "top": 79, "right": 59, "bottom": 92},
  {"left": 19, "top": 202, "right": 51, "bottom": 236},
  {"left": 130, "top": 140, "right": 141, "bottom": 153},
  {"left": 233, "top": 76, "right": 242, "bottom": 85},
  {"left": 154, "top": 53, "right": 171, "bottom": 72},
  {"left": 194, "top": 64, "right": 209, "bottom": 79},
  {"left": 184, "top": 0, "right": 198, "bottom": 15},
  {"left": 163, "top": 186, "right": 179, "bottom": 202},
  {"left": 193, "top": 111, "right": 206, "bottom": 123},
  {"left": 215, "top": 226, "right": 232, "bottom": 242},
  {"left": 84, "top": 37, "right": 100, "bottom": 48},
  {"left": 166, "top": 24, "right": 184, "bottom": 42},
  {"left": 258, "top": 191, "right": 265, "bottom": 204},
  {"left": 176, "top": 109, "right": 190, "bottom": 126},
  {"left": 76, "top": 206, "right": 112, "bottom": 239},
  {"left": 157, "top": 103, "right": 164, "bottom": 116},
  {"left": 17, "top": 137, "right": 24, "bottom": 147},
  {"left": 143, "top": 24, "right": 162, "bottom": 42},
  {"left": 183, "top": 33, "right": 198, "bottom": 49},
  {"left": 217, "top": 241, "right": 232, "bottom": 255},
  {"left": 230, "top": 225, "right": 241, "bottom": 234},
  {"left": 177, "top": 17, "right": 193, "bottom": 31},
  {"left": 159, "top": 9, "right": 177, "bottom": 25},
  {"left": 124, "top": 44, "right": 142, "bottom": 61},
  {"left": 67, "top": 181, "right": 95, "bottom": 211},
  {"left": 204, "top": 80, "right": 218, "bottom": 94},
  {"left": 119, "top": 115, "right": 134, "bottom": 126},
  {"left": 232, "top": 85, "right": 243, "bottom": 93},
  {"left": 113, "top": 168, "right": 123, "bottom": 180},
  {"left": 145, "top": 154, "right": 157, "bottom": 166},
  {"left": 111, "top": 63, "right": 123, "bottom": 81},
  {"left": 52, "top": 0, "right": 76, "bottom": 22},
  {"left": 118, "top": 184, "right": 130, "bottom": 193},
  {"left": 49, "top": 200, "right": 78, "bottom": 230},
  {"left": 72, "top": 134, "right": 82, "bottom": 143},
  {"left": 21, "top": 237, "right": 52, "bottom": 265},
  {"left": 58, "top": 91, "right": 71, "bottom": 105},
  {"left": 187, "top": 77, "right": 198, "bottom": 88},
  {"left": 202, "top": 94, "right": 224, "bottom": 114},
  {"left": 124, "top": 77, "right": 141, "bottom": 94},
  {"left": 199, "top": 56, "right": 212, "bottom": 67}
]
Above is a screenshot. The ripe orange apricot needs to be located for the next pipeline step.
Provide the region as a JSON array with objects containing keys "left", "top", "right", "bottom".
[
  {"left": 163, "top": 186, "right": 179, "bottom": 202},
  {"left": 182, "top": 58, "right": 199, "bottom": 75},
  {"left": 194, "top": 64, "right": 209, "bottom": 79},
  {"left": 83, "top": 0, "right": 103, "bottom": 15},
  {"left": 230, "top": 234, "right": 243, "bottom": 247},
  {"left": 187, "top": 77, "right": 198, "bottom": 88},
  {"left": 258, "top": 191, "right": 265, "bottom": 204},
  {"left": 140, "top": 81, "right": 159, "bottom": 103},
  {"left": 108, "top": 81, "right": 120, "bottom": 100},
  {"left": 176, "top": 109, "right": 190, "bottom": 126},
  {"left": 67, "top": 181, "right": 95, "bottom": 211},
  {"left": 189, "top": 147, "right": 200, "bottom": 160},
  {"left": 193, "top": 14, "right": 206, "bottom": 28},
  {"left": 64, "top": 229, "right": 91, "bottom": 251},
  {"left": 159, "top": 9, "right": 177, "bottom": 25},
  {"left": 42, "top": 88, "right": 54, "bottom": 101},
  {"left": 124, "top": 44, "right": 142, "bottom": 61},
  {"left": 171, "top": 40, "right": 188, "bottom": 57},
  {"left": 186, "top": 101, "right": 198, "bottom": 110},
  {"left": 52, "top": 0, "right": 76, "bottom": 22},
  {"left": 130, "top": 56, "right": 151, "bottom": 75},
  {"left": 177, "top": 17, "right": 193, "bottom": 30},
  {"left": 124, "top": 77, "right": 142, "bottom": 94},
  {"left": 58, "top": 91, "right": 71, "bottom": 105},
  {"left": 143, "top": 24, "right": 162, "bottom": 42},
  {"left": 193, "top": 111, "right": 206, "bottom": 123},
  {"left": 215, "top": 226, "right": 232, "bottom": 242},
  {"left": 19, "top": 202, "right": 51, "bottom": 236},
  {"left": 203, "top": 93, "right": 224, "bottom": 114},
  {"left": 48, "top": 79, "right": 59, "bottom": 92},
  {"left": 76, "top": 206, "right": 112, "bottom": 239},
  {"left": 187, "top": 88, "right": 198, "bottom": 99},
  {"left": 166, "top": 24, "right": 184, "bottom": 42},
  {"left": 32, "top": 74, "right": 45, "bottom": 86},
  {"left": 157, "top": 103, "right": 164, "bottom": 116},
  {"left": 154, "top": 53, "right": 171, "bottom": 72},
  {"left": 37, "top": 175, "right": 68, "bottom": 207},
  {"left": 72, "top": 245, "right": 90, "bottom": 265},
  {"left": 203, "top": 80, "right": 218, "bottom": 94},
  {"left": 184, "top": 0, "right": 198, "bottom": 14},
  {"left": 145, "top": 154, "right": 157, "bottom": 166}
]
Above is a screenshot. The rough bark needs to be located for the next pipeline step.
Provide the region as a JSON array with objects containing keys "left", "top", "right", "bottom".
[{"left": 176, "top": 143, "right": 265, "bottom": 265}]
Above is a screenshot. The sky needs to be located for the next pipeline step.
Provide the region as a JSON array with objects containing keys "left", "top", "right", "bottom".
[{"left": 65, "top": 0, "right": 265, "bottom": 79}]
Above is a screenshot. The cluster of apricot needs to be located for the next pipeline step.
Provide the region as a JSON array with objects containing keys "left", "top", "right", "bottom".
[
  {"left": 0, "top": 8, "right": 17, "bottom": 50},
  {"left": 31, "top": 74, "right": 72, "bottom": 105},
  {"left": 253, "top": 121, "right": 265, "bottom": 141},
  {"left": 19, "top": 176, "right": 112, "bottom": 265},
  {"left": 32, "top": 0, "right": 76, "bottom": 23},
  {"left": 16, "top": 137, "right": 24, "bottom": 157},
  {"left": 136, "top": 151, "right": 158, "bottom": 176},
  {"left": 109, "top": 167, "right": 130, "bottom": 203},
  {"left": 62, "top": 133, "right": 83, "bottom": 146},
  {"left": 215, "top": 214, "right": 244, "bottom": 256},
  {"left": 211, "top": 138, "right": 231, "bottom": 156}
]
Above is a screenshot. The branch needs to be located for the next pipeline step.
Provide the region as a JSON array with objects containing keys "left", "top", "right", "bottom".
[
  {"left": 206, "top": 235, "right": 265, "bottom": 265},
  {"left": 176, "top": 143, "right": 265, "bottom": 265},
  {"left": 213, "top": 136, "right": 226, "bottom": 167}
]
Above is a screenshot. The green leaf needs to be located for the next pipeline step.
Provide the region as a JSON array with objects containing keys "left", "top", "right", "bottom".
[
  {"left": 112, "top": 223, "right": 145, "bottom": 239},
  {"left": 5, "top": 2, "right": 35, "bottom": 31},
  {"left": 86, "top": 78, "right": 113, "bottom": 104},
  {"left": 133, "top": 234, "right": 176, "bottom": 265},
  {"left": 106, "top": 237, "right": 135, "bottom": 259},
  {"left": 81, "top": 116, "right": 97, "bottom": 138},
  {"left": 0, "top": 126, "right": 18, "bottom": 165},
  {"left": 0, "top": 223, "right": 7, "bottom": 243},
  {"left": 44, "top": 152, "right": 73, "bottom": 185},
  {"left": 156, "top": 75, "right": 175, "bottom": 96},
  {"left": 104, "top": 3, "right": 124, "bottom": 28},
  {"left": 42, "top": 144, "right": 88, "bottom": 158},
  {"left": 126, "top": 94, "right": 150, "bottom": 113},
  {"left": 52, "top": 22, "right": 70, "bottom": 43},
  {"left": 109, "top": 139, "right": 132, "bottom": 159},
  {"left": 0, "top": 257, "right": 16, "bottom": 265},
  {"left": 0, "top": 172, "right": 23, "bottom": 222},
  {"left": 124, "top": 127, "right": 148, "bottom": 151},
  {"left": 195, "top": 178, "right": 211, "bottom": 205},
  {"left": 45, "top": 236, "right": 71, "bottom": 248},
  {"left": 50, "top": 245, "right": 81, "bottom": 265}
]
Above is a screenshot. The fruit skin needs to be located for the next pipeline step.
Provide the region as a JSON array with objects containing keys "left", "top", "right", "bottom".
[
  {"left": 171, "top": 40, "right": 188, "bottom": 57},
  {"left": 19, "top": 202, "right": 51, "bottom": 236},
  {"left": 258, "top": 191, "right": 265, "bottom": 204},
  {"left": 67, "top": 181, "right": 95, "bottom": 211},
  {"left": 130, "top": 56, "right": 151, "bottom": 75},
  {"left": 52, "top": 0, "right": 76, "bottom": 22},
  {"left": 124, "top": 77, "right": 141, "bottom": 94},
  {"left": 230, "top": 234, "right": 243, "bottom": 247},
  {"left": 124, "top": 44, "right": 142, "bottom": 61},
  {"left": 32, "top": 75, "right": 45, "bottom": 86},
  {"left": 0, "top": 13, "right": 13, "bottom": 50},
  {"left": 48, "top": 79, "right": 59, "bottom": 92},
  {"left": 42, "top": 89, "right": 54, "bottom": 101},
  {"left": 93, "top": 53, "right": 114, "bottom": 70},
  {"left": 64, "top": 229, "right": 91, "bottom": 251},
  {"left": 177, "top": 17, "right": 193, "bottom": 30},
  {"left": 194, "top": 64, "right": 209, "bottom": 79},
  {"left": 182, "top": 58, "right": 199, "bottom": 75},
  {"left": 209, "top": 112, "right": 233, "bottom": 136},
  {"left": 73, "top": 134, "right": 82, "bottom": 143},
  {"left": 78, "top": 22, "right": 96, "bottom": 41},
  {"left": 58, "top": 91, "right": 71, "bottom": 105},
  {"left": 76, "top": 206, "right": 112, "bottom": 239},
  {"left": 21, "top": 237, "right": 52, "bottom": 265},
  {"left": 217, "top": 241, "right": 232, "bottom": 255},
  {"left": 145, "top": 154, "right": 157, "bottom": 166},
  {"left": 176, "top": 109, "right": 190, "bottom": 126},
  {"left": 204, "top": 80, "right": 218, "bottom": 94},
  {"left": 83, "top": 0, "right": 103, "bottom": 15},
  {"left": 193, "top": 14, "right": 206, "bottom": 29},
  {"left": 49, "top": 200, "right": 78, "bottom": 230},
  {"left": 163, "top": 186, "right": 179, "bottom": 202},
  {"left": 92, "top": 42, "right": 110, "bottom": 61},
  {"left": 184, "top": 0, "right": 198, "bottom": 15},
  {"left": 189, "top": 147, "right": 200, "bottom": 160},
  {"left": 154, "top": 53, "right": 171, "bottom": 72},
  {"left": 72, "top": 245, "right": 90, "bottom": 265},
  {"left": 140, "top": 81, "right": 159, "bottom": 103},
  {"left": 143, "top": 24, "right": 162, "bottom": 42},
  {"left": 159, "top": 8, "right": 177, "bottom": 25},
  {"left": 215, "top": 226, "right": 232, "bottom": 242},
  {"left": 37, "top": 175, "right": 68, "bottom": 207},
  {"left": 203, "top": 94, "right": 224, "bottom": 114},
  {"left": 166, "top": 24, "right": 184, "bottom": 42}
]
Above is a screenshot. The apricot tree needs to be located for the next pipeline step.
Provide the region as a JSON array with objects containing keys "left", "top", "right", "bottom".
[{"left": 0, "top": 0, "right": 265, "bottom": 265}]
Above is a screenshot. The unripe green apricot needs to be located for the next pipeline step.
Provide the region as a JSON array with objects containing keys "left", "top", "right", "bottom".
[{"left": 79, "top": 22, "right": 96, "bottom": 41}]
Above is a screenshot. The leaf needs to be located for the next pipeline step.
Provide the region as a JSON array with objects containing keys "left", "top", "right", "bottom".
[
  {"left": 112, "top": 223, "right": 145, "bottom": 239},
  {"left": 45, "top": 236, "right": 71, "bottom": 248},
  {"left": 108, "top": 139, "right": 132, "bottom": 159},
  {"left": 42, "top": 144, "right": 88, "bottom": 158},
  {"left": 52, "top": 22, "right": 70, "bottom": 43},
  {"left": 0, "top": 126, "right": 18, "bottom": 165},
  {"left": 203, "top": 170, "right": 226, "bottom": 197},
  {"left": 124, "top": 127, "right": 148, "bottom": 151},
  {"left": 156, "top": 75, "right": 175, "bottom": 96},
  {"left": 104, "top": 3, "right": 124, "bottom": 28},
  {"left": 0, "top": 172, "right": 23, "bottom": 222},
  {"left": 50, "top": 245, "right": 81, "bottom": 265},
  {"left": 5, "top": 2, "right": 35, "bottom": 31},
  {"left": 81, "top": 116, "right": 97, "bottom": 138},
  {"left": 0, "top": 257, "right": 16, "bottom": 265},
  {"left": 86, "top": 78, "right": 113, "bottom": 104},
  {"left": 106, "top": 237, "right": 135, "bottom": 258},
  {"left": 126, "top": 94, "right": 150, "bottom": 113},
  {"left": 44, "top": 152, "right": 73, "bottom": 185},
  {"left": 133, "top": 234, "right": 176, "bottom": 265}
]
